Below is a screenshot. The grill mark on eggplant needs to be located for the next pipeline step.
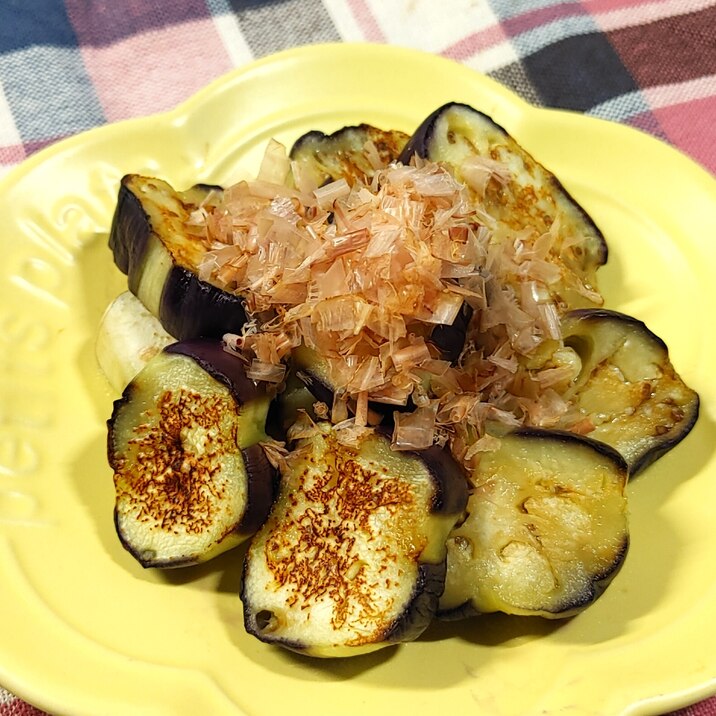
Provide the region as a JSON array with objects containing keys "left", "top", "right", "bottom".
[
  {"left": 241, "top": 424, "right": 468, "bottom": 656},
  {"left": 108, "top": 341, "right": 276, "bottom": 568}
]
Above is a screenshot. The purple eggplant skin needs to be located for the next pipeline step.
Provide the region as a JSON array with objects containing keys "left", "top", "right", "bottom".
[
  {"left": 382, "top": 429, "right": 470, "bottom": 518},
  {"left": 381, "top": 561, "right": 448, "bottom": 644},
  {"left": 108, "top": 178, "right": 144, "bottom": 276},
  {"left": 164, "top": 340, "right": 265, "bottom": 406},
  {"left": 157, "top": 267, "right": 248, "bottom": 342},
  {"left": 108, "top": 176, "right": 248, "bottom": 341},
  {"left": 398, "top": 101, "right": 608, "bottom": 268},
  {"left": 235, "top": 442, "right": 280, "bottom": 536}
]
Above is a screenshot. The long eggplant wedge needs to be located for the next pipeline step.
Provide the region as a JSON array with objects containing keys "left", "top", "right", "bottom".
[
  {"left": 439, "top": 428, "right": 629, "bottom": 619},
  {"left": 108, "top": 340, "right": 277, "bottom": 568},
  {"left": 109, "top": 174, "right": 248, "bottom": 341},
  {"left": 242, "top": 422, "right": 468, "bottom": 657},
  {"left": 560, "top": 309, "right": 699, "bottom": 475},
  {"left": 289, "top": 124, "right": 409, "bottom": 188},
  {"left": 399, "top": 102, "right": 608, "bottom": 312},
  {"left": 96, "top": 291, "right": 175, "bottom": 394}
]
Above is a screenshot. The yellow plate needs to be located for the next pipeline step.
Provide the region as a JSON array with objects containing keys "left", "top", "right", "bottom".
[{"left": 1, "top": 43, "right": 715, "bottom": 716}]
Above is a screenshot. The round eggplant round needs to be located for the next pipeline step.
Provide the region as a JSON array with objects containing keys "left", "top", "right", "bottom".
[
  {"left": 241, "top": 422, "right": 468, "bottom": 657},
  {"left": 108, "top": 340, "right": 276, "bottom": 568},
  {"left": 439, "top": 428, "right": 629, "bottom": 619}
]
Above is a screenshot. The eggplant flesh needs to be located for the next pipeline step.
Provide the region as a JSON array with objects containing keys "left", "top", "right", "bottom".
[
  {"left": 399, "top": 102, "right": 607, "bottom": 311},
  {"left": 289, "top": 124, "right": 409, "bottom": 188},
  {"left": 109, "top": 174, "right": 248, "bottom": 341},
  {"left": 439, "top": 428, "right": 629, "bottom": 619},
  {"left": 559, "top": 309, "right": 699, "bottom": 475},
  {"left": 108, "top": 341, "right": 276, "bottom": 568},
  {"left": 241, "top": 422, "right": 468, "bottom": 657}
]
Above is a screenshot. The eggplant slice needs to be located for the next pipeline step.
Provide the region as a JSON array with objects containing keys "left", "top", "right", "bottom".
[
  {"left": 109, "top": 175, "right": 248, "bottom": 341},
  {"left": 399, "top": 102, "right": 608, "bottom": 311},
  {"left": 96, "top": 290, "right": 175, "bottom": 394},
  {"left": 242, "top": 422, "right": 468, "bottom": 657},
  {"left": 108, "top": 340, "right": 276, "bottom": 568},
  {"left": 439, "top": 428, "right": 629, "bottom": 620},
  {"left": 289, "top": 124, "right": 409, "bottom": 188},
  {"left": 559, "top": 309, "right": 699, "bottom": 475}
]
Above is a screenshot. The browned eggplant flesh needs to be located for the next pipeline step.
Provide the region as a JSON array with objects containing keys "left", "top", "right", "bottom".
[
  {"left": 399, "top": 102, "right": 608, "bottom": 312},
  {"left": 439, "top": 428, "right": 629, "bottom": 619},
  {"left": 108, "top": 340, "right": 276, "bottom": 568},
  {"left": 241, "top": 422, "right": 468, "bottom": 656},
  {"left": 559, "top": 309, "right": 699, "bottom": 475},
  {"left": 289, "top": 124, "right": 409, "bottom": 188}
]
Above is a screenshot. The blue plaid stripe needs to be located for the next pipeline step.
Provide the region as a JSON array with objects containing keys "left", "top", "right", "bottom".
[
  {"left": 0, "top": 0, "right": 78, "bottom": 52},
  {"left": 0, "top": 45, "right": 105, "bottom": 141}
]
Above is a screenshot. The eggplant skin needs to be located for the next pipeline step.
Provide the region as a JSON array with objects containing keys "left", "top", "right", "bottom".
[
  {"left": 158, "top": 265, "right": 248, "bottom": 343},
  {"left": 560, "top": 308, "right": 700, "bottom": 475},
  {"left": 109, "top": 175, "right": 247, "bottom": 341},
  {"left": 241, "top": 423, "right": 468, "bottom": 657},
  {"left": 429, "top": 302, "right": 473, "bottom": 364},
  {"left": 108, "top": 341, "right": 276, "bottom": 568},
  {"left": 438, "top": 428, "right": 629, "bottom": 619},
  {"left": 382, "top": 561, "right": 447, "bottom": 644}
]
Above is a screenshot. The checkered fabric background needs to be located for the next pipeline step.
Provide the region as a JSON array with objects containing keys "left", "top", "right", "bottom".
[
  {"left": 0, "top": 0, "right": 715, "bottom": 178},
  {"left": 0, "top": 1, "right": 714, "bottom": 714}
]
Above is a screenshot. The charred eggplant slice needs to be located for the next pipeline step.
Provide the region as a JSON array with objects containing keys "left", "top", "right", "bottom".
[
  {"left": 108, "top": 340, "right": 276, "bottom": 568},
  {"left": 439, "top": 428, "right": 629, "bottom": 619},
  {"left": 560, "top": 309, "right": 699, "bottom": 475},
  {"left": 289, "top": 124, "right": 409, "bottom": 188},
  {"left": 109, "top": 175, "right": 248, "bottom": 341},
  {"left": 242, "top": 422, "right": 468, "bottom": 657},
  {"left": 399, "top": 102, "right": 607, "bottom": 310}
]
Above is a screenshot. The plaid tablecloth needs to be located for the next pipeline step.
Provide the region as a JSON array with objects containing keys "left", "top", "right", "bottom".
[{"left": 0, "top": 1, "right": 714, "bottom": 714}]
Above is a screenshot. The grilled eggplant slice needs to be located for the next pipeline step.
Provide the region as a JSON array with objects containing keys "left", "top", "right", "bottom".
[
  {"left": 109, "top": 175, "right": 248, "bottom": 341},
  {"left": 439, "top": 428, "right": 629, "bottom": 619},
  {"left": 399, "top": 102, "right": 607, "bottom": 311},
  {"left": 289, "top": 124, "right": 409, "bottom": 188},
  {"left": 560, "top": 309, "right": 699, "bottom": 475},
  {"left": 96, "top": 291, "right": 175, "bottom": 393},
  {"left": 108, "top": 340, "right": 276, "bottom": 568},
  {"left": 242, "top": 422, "right": 468, "bottom": 657}
]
